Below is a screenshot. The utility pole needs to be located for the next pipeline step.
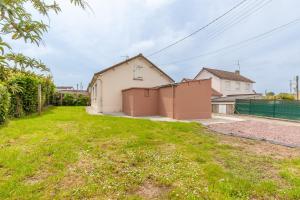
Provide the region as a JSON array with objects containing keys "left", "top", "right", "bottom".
[
  {"left": 296, "top": 75, "right": 299, "bottom": 100},
  {"left": 290, "top": 80, "right": 293, "bottom": 94}
]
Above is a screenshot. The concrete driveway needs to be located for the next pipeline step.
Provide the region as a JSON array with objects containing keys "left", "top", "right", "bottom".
[{"left": 202, "top": 114, "right": 300, "bottom": 148}]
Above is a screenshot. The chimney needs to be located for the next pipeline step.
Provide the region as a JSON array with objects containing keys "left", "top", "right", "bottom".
[{"left": 235, "top": 70, "right": 240, "bottom": 75}]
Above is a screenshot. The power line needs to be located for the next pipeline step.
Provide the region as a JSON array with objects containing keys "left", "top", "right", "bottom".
[
  {"left": 147, "top": 0, "right": 249, "bottom": 57},
  {"left": 208, "top": 0, "right": 273, "bottom": 40},
  {"left": 161, "top": 18, "right": 300, "bottom": 66}
]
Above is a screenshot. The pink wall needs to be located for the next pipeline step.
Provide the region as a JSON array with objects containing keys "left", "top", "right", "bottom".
[
  {"left": 174, "top": 80, "right": 212, "bottom": 119},
  {"left": 122, "top": 79, "right": 212, "bottom": 119},
  {"left": 122, "top": 88, "right": 158, "bottom": 116}
]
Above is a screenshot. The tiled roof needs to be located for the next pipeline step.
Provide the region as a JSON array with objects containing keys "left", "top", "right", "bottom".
[{"left": 198, "top": 68, "right": 255, "bottom": 83}]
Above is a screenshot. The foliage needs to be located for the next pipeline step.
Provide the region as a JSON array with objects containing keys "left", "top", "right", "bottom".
[
  {"left": 266, "top": 91, "right": 275, "bottom": 96},
  {"left": 53, "top": 93, "right": 90, "bottom": 106},
  {"left": 277, "top": 93, "right": 295, "bottom": 101},
  {"left": 265, "top": 93, "right": 295, "bottom": 101},
  {"left": 0, "top": 0, "right": 87, "bottom": 72},
  {"left": 0, "top": 82, "right": 10, "bottom": 124},
  {"left": 63, "top": 94, "right": 76, "bottom": 106},
  {"left": 0, "top": 107, "right": 300, "bottom": 199}
]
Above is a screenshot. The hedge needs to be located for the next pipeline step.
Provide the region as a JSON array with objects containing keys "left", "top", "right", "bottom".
[
  {"left": 53, "top": 93, "right": 90, "bottom": 106},
  {"left": 0, "top": 83, "right": 10, "bottom": 124},
  {"left": 0, "top": 70, "right": 55, "bottom": 123}
]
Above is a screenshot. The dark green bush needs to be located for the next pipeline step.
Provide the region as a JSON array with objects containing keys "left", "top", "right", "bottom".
[
  {"left": 53, "top": 93, "right": 90, "bottom": 106},
  {"left": 0, "top": 83, "right": 10, "bottom": 124}
]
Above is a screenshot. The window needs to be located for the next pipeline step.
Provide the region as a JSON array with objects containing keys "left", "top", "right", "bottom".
[
  {"left": 133, "top": 65, "right": 143, "bottom": 80},
  {"left": 225, "top": 81, "right": 231, "bottom": 91},
  {"left": 245, "top": 83, "right": 250, "bottom": 91},
  {"left": 236, "top": 82, "right": 241, "bottom": 90}
]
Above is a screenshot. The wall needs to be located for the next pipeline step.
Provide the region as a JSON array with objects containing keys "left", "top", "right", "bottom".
[
  {"left": 174, "top": 80, "right": 212, "bottom": 119},
  {"left": 122, "top": 88, "right": 158, "bottom": 116},
  {"left": 122, "top": 79, "right": 212, "bottom": 120},
  {"left": 158, "top": 86, "right": 174, "bottom": 118},
  {"left": 98, "top": 57, "right": 173, "bottom": 113},
  {"left": 220, "top": 79, "right": 254, "bottom": 96}
]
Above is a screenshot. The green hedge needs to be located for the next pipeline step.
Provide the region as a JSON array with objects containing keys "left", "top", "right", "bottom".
[
  {"left": 0, "top": 70, "right": 55, "bottom": 122},
  {"left": 53, "top": 93, "right": 90, "bottom": 106},
  {"left": 0, "top": 83, "right": 10, "bottom": 124}
]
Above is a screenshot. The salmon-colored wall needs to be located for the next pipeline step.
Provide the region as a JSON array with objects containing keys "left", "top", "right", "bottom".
[
  {"left": 122, "top": 88, "right": 158, "bottom": 117},
  {"left": 174, "top": 80, "right": 212, "bottom": 119},
  {"left": 122, "top": 79, "right": 212, "bottom": 119},
  {"left": 158, "top": 87, "right": 174, "bottom": 118}
]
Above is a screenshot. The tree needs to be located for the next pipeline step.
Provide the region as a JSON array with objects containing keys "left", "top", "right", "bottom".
[{"left": 0, "top": 0, "right": 88, "bottom": 73}]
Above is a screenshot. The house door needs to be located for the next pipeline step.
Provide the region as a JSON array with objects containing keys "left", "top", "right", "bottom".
[{"left": 219, "top": 105, "right": 227, "bottom": 114}]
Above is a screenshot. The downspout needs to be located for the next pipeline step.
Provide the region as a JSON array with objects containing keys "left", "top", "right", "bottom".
[{"left": 97, "top": 76, "right": 103, "bottom": 113}]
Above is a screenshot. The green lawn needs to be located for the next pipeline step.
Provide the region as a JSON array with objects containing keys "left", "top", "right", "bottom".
[{"left": 0, "top": 107, "right": 300, "bottom": 199}]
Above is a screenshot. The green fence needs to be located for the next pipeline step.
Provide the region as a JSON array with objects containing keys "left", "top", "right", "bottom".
[{"left": 235, "top": 99, "right": 300, "bottom": 120}]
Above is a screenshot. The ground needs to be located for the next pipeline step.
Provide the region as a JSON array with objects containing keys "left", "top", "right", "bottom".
[
  {"left": 206, "top": 115, "right": 300, "bottom": 147},
  {"left": 0, "top": 107, "right": 300, "bottom": 199}
]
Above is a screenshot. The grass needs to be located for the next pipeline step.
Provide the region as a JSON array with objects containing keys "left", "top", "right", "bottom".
[{"left": 0, "top": 107, "right": 300, "bottom": 199}]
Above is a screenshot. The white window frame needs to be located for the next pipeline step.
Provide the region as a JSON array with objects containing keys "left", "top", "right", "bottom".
[
  {"left": 236, "top": 82, "right": 241, "bottom": 91},
  {"left": 245, "top": 83, "right": 250, "bottom": 91},
  {"left": 133, "top": 65, "right": 143, "bottom": 80},
  {"left": 225, "top": 81, "right": 231, "bottom": 91}
]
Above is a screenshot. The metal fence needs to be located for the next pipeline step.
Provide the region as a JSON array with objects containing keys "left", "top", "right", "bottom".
[{"left": 235, "top": 99, "right": 300, "bottom": 120}]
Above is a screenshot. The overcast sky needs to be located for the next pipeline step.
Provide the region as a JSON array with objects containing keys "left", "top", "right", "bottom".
[{"left": 11, "top": 0, "right": 300, "bottom": 93}]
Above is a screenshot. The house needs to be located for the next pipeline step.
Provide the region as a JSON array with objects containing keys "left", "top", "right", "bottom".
[
  {"left": 195, "top": 67, "right": 255, "bottom": 97},
  {"left": 122, "top": 79, "right": 212, "bottom": 120},
  {"left": 56, "top": 86, "right": 74, "bottom": 91},
  {"left": 194, "top": 67, "right": 261, "bottom": 114},
  {"left": 88, "top": 54, "right": 174, "bottom": 113}
]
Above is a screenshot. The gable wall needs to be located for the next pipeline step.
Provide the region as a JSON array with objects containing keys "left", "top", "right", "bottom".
[
  {"left": 195, "top": 70, "right": 221, "bottom": 92},
  {"left": 99, "top": 57, "right": 173, "bottom": 113}
]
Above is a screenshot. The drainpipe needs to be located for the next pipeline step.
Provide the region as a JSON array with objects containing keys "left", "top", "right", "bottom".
[{"left": 96, "top": 76, "right": 103, "bottom": 113}]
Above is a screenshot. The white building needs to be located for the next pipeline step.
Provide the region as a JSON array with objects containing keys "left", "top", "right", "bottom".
[
  {"left": 195, "top": 67, "right": 255, "bottom": 97},
  {"left": 88, "top": 54, "right": 174, "bottom": 113},
  {"left": 195, "top": 67, "right": 260, "bottom": 114}
]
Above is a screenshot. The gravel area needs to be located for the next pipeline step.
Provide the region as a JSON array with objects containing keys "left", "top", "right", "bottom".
[{"left": 208, "top": 120, "right": 300, "bottom": 148}]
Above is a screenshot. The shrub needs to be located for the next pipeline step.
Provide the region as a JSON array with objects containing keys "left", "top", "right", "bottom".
[
  {"left": 63, "top": 94, "right": 76, "bottom": 106},
  {"left": 0, "top": 83, "right": 10, "bottom": 124},
  {"left": 76, "top": 94, "right": 90, "bottom": 106}
]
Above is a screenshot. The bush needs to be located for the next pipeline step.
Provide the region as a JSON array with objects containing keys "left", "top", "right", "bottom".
[
  {"left": 0, "top": 83, "right": 10, "bottom": 124},
  {"left": 63, "top": 94, "right": 76, "bottom": 106},
  {"left": 76, "top": 94, "right": 90, "bottom": 106},
  {"left": 6, "top": 71, "right": 55, "bottom": 118}
]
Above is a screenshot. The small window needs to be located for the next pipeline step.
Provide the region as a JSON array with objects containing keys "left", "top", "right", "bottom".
[
  {"left": 225, "top": 81, "right": 231, "bottom": 90},
  {"left": 133, "top": 65, "right": 143, "bottom": 80},
  {"left": 236, "top": 82, "right": 241, "bottom": 90}
]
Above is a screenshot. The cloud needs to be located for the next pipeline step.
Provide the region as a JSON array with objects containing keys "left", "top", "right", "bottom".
[{"left": 144, "top": 0, "right": 175, "bottom": 9}]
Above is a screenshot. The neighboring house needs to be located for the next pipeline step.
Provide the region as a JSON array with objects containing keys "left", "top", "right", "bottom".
[
  {"left": 88, "top": 54, "right": 174, "bottom": 113},
  {"left": 194, "top": 67, "right": 261, "bottom": 114},
  {"left": 56, "top": 86, "right": 74, "bottom": 91},
  {"left": 195, "top": 67, "right": 255, "bottom": 97}
]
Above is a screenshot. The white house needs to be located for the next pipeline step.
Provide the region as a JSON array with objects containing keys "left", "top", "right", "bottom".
[
  {"left": 88, "top": 54, "right": 174, "bottom": 113},
  {"left": 194, "top": 67, "right": 259, "bottom": 114},
  {"left": 195, "top": 67, "right": 255, "bottom": 97}
]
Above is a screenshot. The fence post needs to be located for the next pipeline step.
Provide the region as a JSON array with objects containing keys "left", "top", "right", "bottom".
[
  {"left": 38, "top": 84, "right": 42, "bottom": 115},
  {"left": 273, "top": 99, "right": 276, "bottom": 118}
]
